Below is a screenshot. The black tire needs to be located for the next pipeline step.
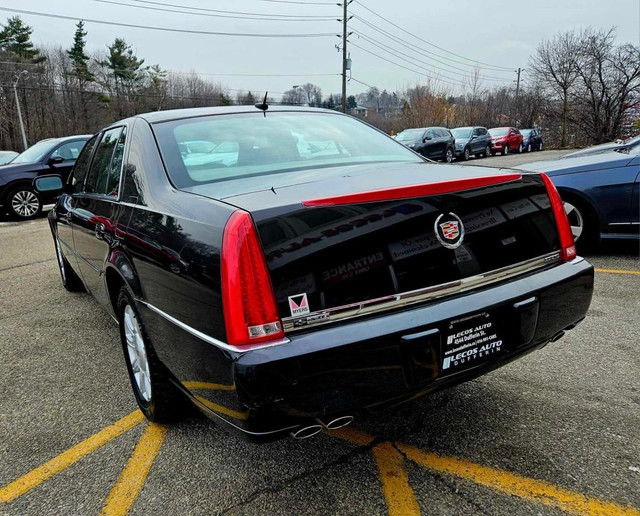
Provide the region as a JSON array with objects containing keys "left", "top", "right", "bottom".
[
  {"left": 503, "top": 145, "right": 509, "bottom": 156},
  {"left": 7, "top": 186, "right": 42, "bottom": 220},
  {"left": 463, "top": 146, "right": 471, "bottom": 161},
  {"left": 53, "top": 234, "right": 84, "bottom": 292},
  {"left": 443, "top": 147, "right": 454, "bottom": 163},
  {"left": 517, "top": 143, "right": 523, "bottom": 153},
  {"left": 117, "top": 287, "right": 189, "bottom": 423},
  {"left": 482, "top": 144, "right": 491, "bottom": 158},
  {"left": 563, "top": 197, "right": 599, "bottom": 253}
]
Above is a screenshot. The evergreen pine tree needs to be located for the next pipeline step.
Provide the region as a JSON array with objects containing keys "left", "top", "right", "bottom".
[
  {"left": 67, "top": 20, "right": 94, "bottom": 81},
  {"left": 0, "top": 16, "right": 45, "bottom": 63}
]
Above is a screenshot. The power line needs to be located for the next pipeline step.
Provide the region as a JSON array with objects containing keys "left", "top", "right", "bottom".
[
  {"left": 353, "top": 32, "right": 508, "bottom": 85},
  {"left": 349, "top": 76, "right": 375, "bottom": 89},
  {"left": 349, "top": 42, "right": 465, "bottom": 88},
  {"left": 351, "top": 19, "right": 512, "bottom": 80},
  {"left": 168, "top": 71, "right": 340, "bottom": 77},
  {"left": 351, "top": 1, "right": 513, "bottom": 71},
  {"left": 353, "top": 36, "right": 467, "bottom": 86},
  {"left": 0, "top": 7, "right": 338, "bottom": 37},
  {"left": 244, "top": 0, "right": 335, "bottom": 5},
  {"left": 93, "top": 0, "right": 337, "bottom": 21}
]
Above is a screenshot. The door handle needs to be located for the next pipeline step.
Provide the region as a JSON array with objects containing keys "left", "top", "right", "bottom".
[
  {"left": 95, "top": 222, "right": 106, "bottom": 240},
  {"left": 63, "top": 212, "right": 72, "bottom": 223}
]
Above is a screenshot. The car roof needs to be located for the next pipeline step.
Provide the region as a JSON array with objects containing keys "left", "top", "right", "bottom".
[
  {"left": 35, "top": 134, "right": 93, "bottom": 145},
  {"left": 133, "top": 105, "right": 340, "bottom": 124}
]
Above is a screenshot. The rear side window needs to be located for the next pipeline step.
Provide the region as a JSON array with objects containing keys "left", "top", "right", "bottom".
[
  {"left": 70, "top": 135, "right": 99, "bottom": 193},
  {"left": 51, "top": 141, "right": 85, "bottom": 162},
  {"left": 106, "top": 127, "right": 127, "bottom": 197},
  {"left": 85, "top": 127, "right": 123, "bottom": 195}
]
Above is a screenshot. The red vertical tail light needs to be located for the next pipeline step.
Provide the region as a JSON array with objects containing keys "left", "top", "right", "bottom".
[
  {"left": 540, "top": 173, "right": 577, "bottom": 262},
  {"left": 221, "top": 210, "right": 284, "bottom": 348}
]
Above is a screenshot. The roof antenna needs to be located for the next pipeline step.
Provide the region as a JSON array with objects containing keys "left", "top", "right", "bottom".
[{"left": 255, "top": 91, "right": 268, "bottom": 116}]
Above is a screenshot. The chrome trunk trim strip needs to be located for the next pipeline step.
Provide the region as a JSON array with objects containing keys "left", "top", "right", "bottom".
[
  {"left": 139, "top": 301, "right": 290, "bottom": 354},
  {"left": 282, "top": 251, "right": 562, "bottom": 332}
]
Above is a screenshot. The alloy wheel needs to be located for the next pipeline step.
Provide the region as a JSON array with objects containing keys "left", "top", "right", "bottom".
[
  {"left": 528, "top": 143, "right": 532, "bottom": 152},
  {"left": 564, "top": 201, "right": 584, "bottom": 242},
  {"left": 11, "top": 190, "right": 40, "bottom": 218},
  {"left": 504, "top": 145, "right": 509, "bottom": 155},
  {"left": 464, "top": 147, "right": 470, "bottom": 160},
  {"left": 445, "top": 149, "right": 453, "bottom": 163},
  {"left": 123, "top": 304, "right": 152, "bottom": 402}
]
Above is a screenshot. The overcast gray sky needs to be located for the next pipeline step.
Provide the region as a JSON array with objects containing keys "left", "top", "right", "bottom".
[{"left": 1, "top": 0, "right": 639, "bottom": 100}]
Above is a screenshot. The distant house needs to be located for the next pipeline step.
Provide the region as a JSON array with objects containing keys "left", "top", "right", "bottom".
[{"left": 350, "top": 105, "right": 369, "bottom": 117}]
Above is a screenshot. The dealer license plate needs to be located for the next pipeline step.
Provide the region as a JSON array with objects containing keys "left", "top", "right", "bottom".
[{"left": 441, "top": 311, "right": 505, "bottom": 374}]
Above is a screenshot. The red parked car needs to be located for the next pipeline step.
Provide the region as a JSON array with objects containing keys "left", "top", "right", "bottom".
[{"left": 489, "top": 127, "right": 523, "bottom": 155}]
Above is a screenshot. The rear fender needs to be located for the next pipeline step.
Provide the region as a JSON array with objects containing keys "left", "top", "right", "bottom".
[{"left": 105, "top": 249, "right": 143, "bottom": 314}]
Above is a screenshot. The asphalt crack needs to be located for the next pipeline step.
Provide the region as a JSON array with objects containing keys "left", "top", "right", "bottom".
[
  {"left": 217, "top": 436, "right": 382, "bottom": 515},
  {"left": 0, "top": 258, "right": 55, "bottom": 273}
]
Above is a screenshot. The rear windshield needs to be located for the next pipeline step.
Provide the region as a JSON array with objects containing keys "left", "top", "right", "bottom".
[
  {"left": 153, "top": 112, "right": 420, "bottom": 190},
  {"left": 489, "top": 128, "right": 509, "bottom": 136}
]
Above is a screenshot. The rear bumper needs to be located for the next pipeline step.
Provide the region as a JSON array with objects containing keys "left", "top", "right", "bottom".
[{"left": 193, "top": 258, "right": 594, "bottom": 439}]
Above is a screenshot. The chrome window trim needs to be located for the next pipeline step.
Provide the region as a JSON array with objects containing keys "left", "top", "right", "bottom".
[
  {"left": 282, "top": 251, "right": 562, "bottom": 332},
  {"left": 137, "top": 300, "right": 290, "bottom": 354}
]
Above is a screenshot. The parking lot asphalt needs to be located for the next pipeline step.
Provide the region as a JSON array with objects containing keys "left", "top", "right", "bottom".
[{"left": 1, "top": 154, "right": 639, "bottom": 515}]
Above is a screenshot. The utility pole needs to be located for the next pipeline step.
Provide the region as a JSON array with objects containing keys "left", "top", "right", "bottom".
[
  {"left": 341, "top": 0, "right": 348, "bottom": 113},
  {"left": 514, "top": 67, "right": 522, "bottom": 106},
  {"left": 13, "top": 71, "right": 29, "bottom": 151}
]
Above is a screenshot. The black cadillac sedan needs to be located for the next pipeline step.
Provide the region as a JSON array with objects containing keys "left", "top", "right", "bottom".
[{"left": 37, "top": 106, "right": 594, "bottom": 441}]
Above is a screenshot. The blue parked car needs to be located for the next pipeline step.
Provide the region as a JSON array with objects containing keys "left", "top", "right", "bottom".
[{"left": 520, "top": 145, "right": 639, "bottom": 248}]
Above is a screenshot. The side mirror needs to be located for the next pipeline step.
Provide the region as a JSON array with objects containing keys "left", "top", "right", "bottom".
[
  {"left": 423, "top": 136, "right": 432, "bottom": 142},
  {"left": 48, "top": 155, "right": 64, "bottom": 166},
  {"left": 470, "top": 135, "right": 477, "bottom": 140},
  {"left": 33, "top": 174, "right": 63, "bottom": 194}
]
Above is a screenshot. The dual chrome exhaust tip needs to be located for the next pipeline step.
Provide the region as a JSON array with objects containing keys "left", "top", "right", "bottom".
[{"left": 291, "top": 415, "right": 354, "bottom": 439}]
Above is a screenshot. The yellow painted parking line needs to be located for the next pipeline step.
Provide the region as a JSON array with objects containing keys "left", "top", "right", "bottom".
[
  {"left": 330, "top": 426, "right": 375, "bottom": 446},
  {"left": 594, "top": 268, "right": 640, "bottom": 276},
  {"left": 373, "top": 442, "right": 421, "bottom": 516},
  {"left": 397, "top": 443, "right": 640, "bottom": 516},
  {"left": 194, "top": 395, "right": 249, "bottom": 420},
  {"left": 332, "top": 427, "right": 639, "bottom": 516},
  {"left": 0, "top": 410, "right": 145, "bottom": 504},
  {"left": 100, "top": 423, "right": 168, "bottom": 516},
  {"left": 183, "top": 381, "right": 236, "bottom": 391}
]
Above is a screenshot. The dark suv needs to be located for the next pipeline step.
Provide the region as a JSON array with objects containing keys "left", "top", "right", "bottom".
[
  {"left": 451, "top": 126, "right": 492, "bottom": 161},
  {"left": 0, "top": 135, "right": 91, "bottom": 219},
  {"left": 395, "top": 127, "right": 455, "bottom": 162}
]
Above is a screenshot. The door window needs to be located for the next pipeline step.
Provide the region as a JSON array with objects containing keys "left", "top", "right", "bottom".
[
  {"left": 51, "top": 141, "right": 85, "bottom": 162},
  {"left": 425, "top": 129, "right": 435, "bottom": 139},
  {"left": 106, "top": 127, "right": 127, "bottom": 197},
  {"left": 70, "top": 135, "right": 99, "bottom": 193},
  {"left": 85, "top": 127, "right": 123, "bottom": 195}
]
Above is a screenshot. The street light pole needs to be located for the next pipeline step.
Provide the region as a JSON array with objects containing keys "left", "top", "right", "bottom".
[{"left": 13, "top": 71, "right": 29, "bottom": 151}]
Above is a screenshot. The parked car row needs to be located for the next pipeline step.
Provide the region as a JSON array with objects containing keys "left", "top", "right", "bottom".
[{"left": 395, "top": 125, "right": 544, "bottom": 162}]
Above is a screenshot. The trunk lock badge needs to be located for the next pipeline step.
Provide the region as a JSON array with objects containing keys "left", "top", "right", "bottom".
[{"left": 434, "top": 212, "right": 465, "bottom": 249}]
